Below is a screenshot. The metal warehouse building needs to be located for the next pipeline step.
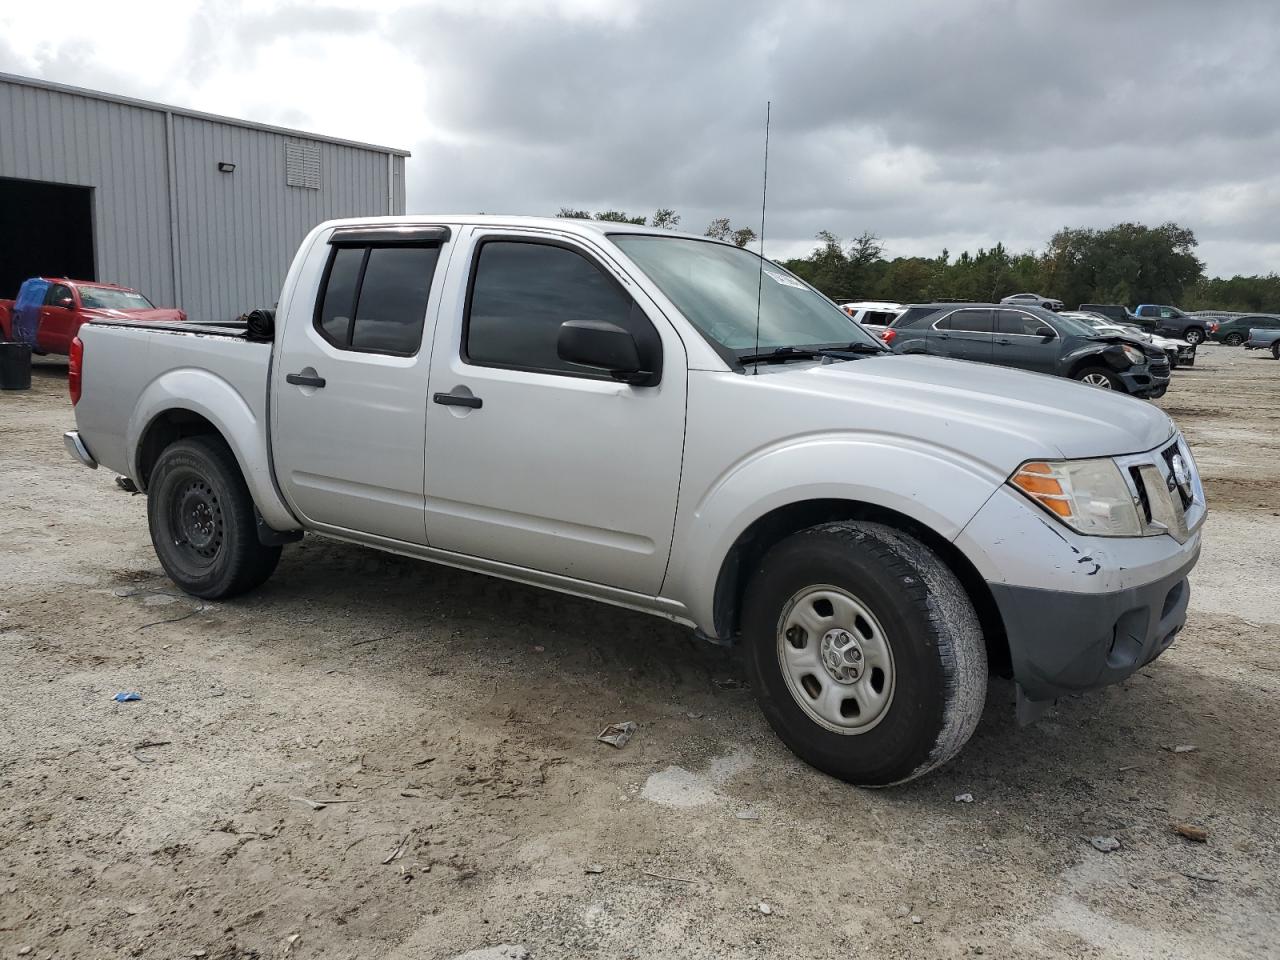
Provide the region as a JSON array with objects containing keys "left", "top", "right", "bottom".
[{"left": 0, "top": 73, "right": 409, "bottom": 321}]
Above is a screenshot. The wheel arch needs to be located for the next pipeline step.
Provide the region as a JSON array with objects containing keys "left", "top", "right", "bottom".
[
  {"left": 710, "top": 498, "right": 1011, "bottom": 678},
  {"left": 127, "top": 371, "right": 299, "bottom": 531}
]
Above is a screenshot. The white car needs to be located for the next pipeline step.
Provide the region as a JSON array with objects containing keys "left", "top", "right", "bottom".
[
  {"left": 1002, "top": 293, "right": 1065, "bottom": 311},
  {"left": 838, "top": 300, "right": 903, "bottom": 339}
]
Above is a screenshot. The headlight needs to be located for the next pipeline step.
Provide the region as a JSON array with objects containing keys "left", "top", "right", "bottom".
[
  {"left": 1010, "top": 459, "right": 1142, "bottom": 537},
  {"left": 1122, "top": 345, "right": 1145, "bottom": 365}
]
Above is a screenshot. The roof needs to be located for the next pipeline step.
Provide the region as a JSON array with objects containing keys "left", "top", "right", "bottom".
[
  {"left": 0, "top": 71, "right": 410, "bottom": 157},
  {"left": 315, "top": 214, "right": 742, "bottom": 245}
]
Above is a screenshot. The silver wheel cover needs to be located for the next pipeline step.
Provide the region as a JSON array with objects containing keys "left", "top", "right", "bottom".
[{"left": 776, "top": 584, "right": 896, "bottom": 734}]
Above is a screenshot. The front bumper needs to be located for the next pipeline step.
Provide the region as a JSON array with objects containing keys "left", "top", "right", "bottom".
[{"left": 989, "top": 548, "right": 1197, "bottom": 703}]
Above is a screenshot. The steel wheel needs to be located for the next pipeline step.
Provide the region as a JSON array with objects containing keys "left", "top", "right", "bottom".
[
  {"left": 776, "top": 584, "right": 896, "bottom": 734},
  {"left": 168, "top": 475, "right": 224, "bottom": 568},
  {"left": 1080, "top": 372, "right": 1113, "bottom": 389}
]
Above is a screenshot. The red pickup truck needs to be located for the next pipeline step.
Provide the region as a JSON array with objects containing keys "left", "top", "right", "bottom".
[{"left": 0, "top": 278, "right": 185, "bottom": 356}]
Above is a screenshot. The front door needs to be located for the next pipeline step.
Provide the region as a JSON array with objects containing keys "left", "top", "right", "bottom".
[
  {"left": 38, "top": 282, "right": 76, "bottom": 353},
  {"left": 423, "top": 229, "right": 687, "bottom": 596},
  {"left": 272, "top": 227, "right": 451, "bottom": 544},
  {"left": 930, "top": 308, "right": 994, "bottom": 363},
  {"left": 993, "top": 309, "right": 1059, "bottom": 373}
]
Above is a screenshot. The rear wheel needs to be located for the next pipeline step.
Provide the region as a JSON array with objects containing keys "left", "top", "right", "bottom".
[
  {"left": 1074, "top": 366, "right": 1122, "bottom": 391},
  {"left": 1272, "top": 341, "right": 1280, "bottom": 360},
  {"left": 1185, "top": 328, "right": 1205, "bottom": 345},
  {"left": 1224, "top": 332, "right": 1244, "bottom": 346},
  {"left": 147, "top": 436, "right": 281, "bottom": 599},
  {"left": 742, "top": 522, "right": 987, "bottom": 786}
]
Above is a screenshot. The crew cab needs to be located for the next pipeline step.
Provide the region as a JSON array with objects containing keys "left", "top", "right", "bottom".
[
  {"left": 64, "top": 216, "right": 1205, "bottom": 787},
  {"left": 1134, "top": 304, "right": 1211, "bottom": 345},
  {"left": 885, "top": 302, "right": 1172, "bottom": 397},
  {"left": 0, "top": 277, "right": 185, "bottom": 356}
]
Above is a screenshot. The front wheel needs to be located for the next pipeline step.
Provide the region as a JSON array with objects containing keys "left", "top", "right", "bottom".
[
  {"left": 1272, "top": 341, "right": 1280, "bottom": 360},
  {"left": 1185, "top": 328, "right": 1205, "bottom": 345},
  {"left": 1073, "top": 366, "right": 1123, "bottom": 391},
  {"left": 147, "top": 436, "right": 281, "bottom": 599},
  {"left": 1224, "top": 332, "right": 1244, "bottom": 346},
  {"left": 742, "top": 522, "right": 987, "bottom": 786}
]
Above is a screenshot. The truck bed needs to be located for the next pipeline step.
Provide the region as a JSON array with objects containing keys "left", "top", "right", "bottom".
[{"left": 74, "top": 319, "right": 273, "bottom": 487}]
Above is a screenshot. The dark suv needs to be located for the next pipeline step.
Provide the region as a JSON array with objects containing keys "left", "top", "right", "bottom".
[
  {"left": 884, "top": 303, "right": 1170, "bottom": 398},
  {"left": 1133, "top": 305, "right": 1210, "bottom": 345}
]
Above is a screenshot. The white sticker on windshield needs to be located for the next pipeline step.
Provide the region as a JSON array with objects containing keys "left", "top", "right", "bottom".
[{"left": 763, "top": 269, "right": 807, "bottom": 290}]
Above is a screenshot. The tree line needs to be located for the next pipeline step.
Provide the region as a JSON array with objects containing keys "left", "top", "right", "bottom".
[{"left": 556, "top": 209, "right": 1280, "bottom": 313}]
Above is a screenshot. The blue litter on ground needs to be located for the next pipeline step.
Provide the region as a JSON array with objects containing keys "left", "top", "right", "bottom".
[{"left": 112, "top": 691, "right": 142, "bottom": 703}]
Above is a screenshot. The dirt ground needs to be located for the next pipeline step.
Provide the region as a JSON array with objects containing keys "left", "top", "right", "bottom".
[{"left": 1, "top": 346, "right": 1277, "bottom": 960}]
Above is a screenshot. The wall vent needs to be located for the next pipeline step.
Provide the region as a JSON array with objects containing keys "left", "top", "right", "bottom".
[{"left": 285, "top": 140, "right": 321, "bottom": 189}]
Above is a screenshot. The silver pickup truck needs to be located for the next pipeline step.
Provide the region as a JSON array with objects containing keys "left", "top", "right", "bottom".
[
  {"left": 65, "top": 216, "right": 1206, "bottom": 786},
  {"left": 1245, "top": 327, "right": 1280, "bottom": 358}
]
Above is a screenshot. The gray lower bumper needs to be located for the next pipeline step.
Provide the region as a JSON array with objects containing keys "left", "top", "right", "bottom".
[
  {"left": 63, "top": 431, "right": 98, "bottom": 469},
  {"left": 989, "top": 547, "right": 1198, "bottom": 706}
]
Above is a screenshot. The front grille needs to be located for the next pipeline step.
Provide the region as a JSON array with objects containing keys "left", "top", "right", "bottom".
[
  {"left": 1118, "top": 437, "right": 1203, "bottom": 543},
  {"left": 1150, "top": 359, "right": 1170, "bottom": 378}
]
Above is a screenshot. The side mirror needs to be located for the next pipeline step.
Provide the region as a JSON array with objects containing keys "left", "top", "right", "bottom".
[
  {"left": 1035, "top": 326, "right": 1055, "bottom": 340},
  {"left": 58, "top": 297, "right": 74, "bottom": 308},
  {"left": 557, "top": 320, "right": 655, "bottom": 385}
]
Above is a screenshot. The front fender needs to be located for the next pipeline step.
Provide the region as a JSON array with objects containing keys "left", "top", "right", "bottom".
[
  {"left": 127, "top": 368, "right": 300, "bottom": 531},
  {"left": 662, "top": 434, "right": 1005, "bottom": 634}
]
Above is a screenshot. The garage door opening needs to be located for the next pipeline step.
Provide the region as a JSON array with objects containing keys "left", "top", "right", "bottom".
[{"left": 0, "top": 177, "right": 95, "bottom": 300}]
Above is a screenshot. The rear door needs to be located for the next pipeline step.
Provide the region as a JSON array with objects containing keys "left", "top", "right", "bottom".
[
  {"left": 272, "top": 225, "right": 451, "bottom": 544},
  {"left": 421, "top": 228, "right": 687, "bottom": 595},
  {"left": 38, "top": 283, "right": 76, "bottom": 353},
  {"left": 994, "top": 309, "right": 1059, "bottom": 373},
  {"left": 929, "top": 308, "right": 993, "bottom": 363}
]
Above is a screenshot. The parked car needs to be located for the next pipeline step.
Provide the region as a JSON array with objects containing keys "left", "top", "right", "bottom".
[
  {"left": 1079, "top": 302, "right": 1155, "bottom": 331},
  {"left": 1244, "top": 327, "right": 1280, "bottom": 358},
  {"left": 65, "top": 215, "right": 1203, "bottom": 787},
  {"left": 885, "top": 302, "right": 1171, "bottom": 397},
  {"left": 1133, "top": 305, "right": 1212, "bottom": 345},
  {"left": 1000, "top": 292, "right": 1064, "bottom": 311},
  {"left": 1063, "top": 311, "right": 1195, "bottom": 368},
  {"left": 838, "top": 300, "right": 903, "bottom": 339},
  {"left": 0, "top": 277, "right": 185, "bottom": 356},
  {"left": 1210, "top": 313, "right": 1280, "bottom": 346}
]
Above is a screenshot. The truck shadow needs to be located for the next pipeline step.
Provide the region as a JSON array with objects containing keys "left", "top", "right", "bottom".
[{"left": 232, "top": 535, "right": 1266, "bottom": 806}]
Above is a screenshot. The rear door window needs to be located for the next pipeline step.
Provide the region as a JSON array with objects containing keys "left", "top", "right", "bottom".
[
  {"left": 315, "top": 243, "right": 441, "bottom": 356},
  {"left": 948, "top": 309, "right": 994, "bottom": 333}
]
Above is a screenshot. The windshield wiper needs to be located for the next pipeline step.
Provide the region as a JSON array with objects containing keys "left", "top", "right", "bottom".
[{"left": 737, "top": 342, "right": 886, "bottom": 365}]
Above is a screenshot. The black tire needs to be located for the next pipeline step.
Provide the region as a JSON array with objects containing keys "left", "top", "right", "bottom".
[
  {"left": 1224, "top": 332, "right": 1244, "bottom": 347},
  {"left": 147, "top": 436, "right": 281, "bottom": 599},
  {"left": 1185, "top": 328, "right": 1205, "bottom": 345},
  {"left": 1272, "top": 341, "right": 1280, "bottom": 360},
  {"left": 1073, "top": 365, "right": 1123, "bottom": 391},
  {"left": 742, "top": 521, "right": 987, "bottom": 787}
]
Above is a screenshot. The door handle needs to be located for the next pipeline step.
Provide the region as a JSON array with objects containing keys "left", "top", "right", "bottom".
[
  {"left": 433, "top": 391, "right": 483, "bottom": 409},
  {"left": 286, "top": 373, "right": 326, "bottom": 388},
  {"left": 936, "top": 333, "right": 951, "bottom": 340},
  {"left": 995, "top": 338, "right": 1012, "bottom": 345}
]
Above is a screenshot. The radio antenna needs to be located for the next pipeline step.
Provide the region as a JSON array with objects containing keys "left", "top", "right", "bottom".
[{"left": 752, "top": 100, "right": 771, "bottom": 374}]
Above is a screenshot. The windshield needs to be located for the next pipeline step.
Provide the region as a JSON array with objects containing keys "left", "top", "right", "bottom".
[
  {"left": 1050, "top": 312, "right": 1105, "bottom": 337},
  {"left": 611, "top": 235, "right": 882, "bottom": 358},
  {"left": 79, "top": 286, "right": 155, "bottom": 311}
]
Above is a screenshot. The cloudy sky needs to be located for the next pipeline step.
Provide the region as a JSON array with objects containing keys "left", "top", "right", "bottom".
[{"left": 3, "top": 0, "right": 1279, "bottom": 276}]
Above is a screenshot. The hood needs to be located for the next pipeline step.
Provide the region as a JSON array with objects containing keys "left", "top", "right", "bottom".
[
  {"left": 82, "top": 307, "right": 185, "bottom": 322},
  {"left": 787, "top": 354, "right": 1175, "bottom": 461}
]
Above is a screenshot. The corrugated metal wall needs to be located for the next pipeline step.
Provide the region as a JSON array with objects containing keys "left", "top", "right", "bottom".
[{"left": 0, "top": 75, "right": 408, "bottom": 322}]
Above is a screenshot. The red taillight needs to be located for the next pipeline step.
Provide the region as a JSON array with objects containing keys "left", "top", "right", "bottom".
[
  {"left": 69, "top": 336, "right": 83, "bottom": 405},
  {"left": 881, "top": 328, "right": 897, "bottom": 346}
]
